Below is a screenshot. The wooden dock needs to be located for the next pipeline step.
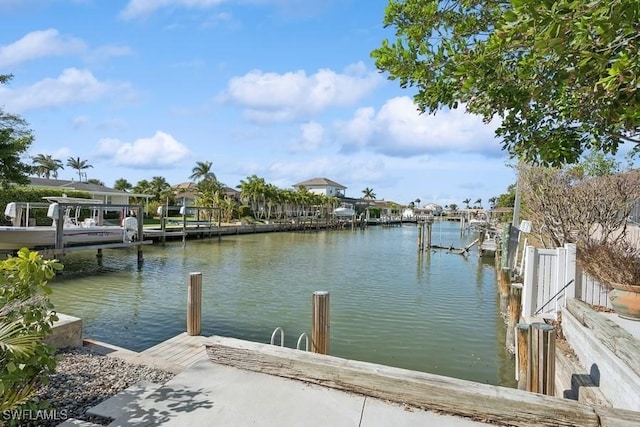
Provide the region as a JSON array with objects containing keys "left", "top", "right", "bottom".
[{"left": 140, "top": 332, "right": 209, "bottom": 368}]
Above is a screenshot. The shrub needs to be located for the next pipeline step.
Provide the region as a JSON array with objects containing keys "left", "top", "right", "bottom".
[{"left": 0, "top": 249, "right": 63, "bottom": 413}]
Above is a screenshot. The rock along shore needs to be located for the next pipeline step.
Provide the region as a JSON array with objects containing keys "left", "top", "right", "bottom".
[{"left": 15, "top": 347, "right": 175, "bottom": 427}]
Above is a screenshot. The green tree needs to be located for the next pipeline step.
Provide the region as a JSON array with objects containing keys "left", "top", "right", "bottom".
[
  {"left": 0, "top": 248, "right": 63, "bottom": 412},
  {"left": 31, "top": 154, "right": 64, "bottom": 179},
  {"left": 372, "top": 0, "right": 640, "bottom": 165},
  {"left": 149, "top": 176, "right": 173, "bottom": 203},
  {"left": 0, "top": 75, "right": 34, "bottom": 187},
  {"left": 66, "top": 157, "right": 93, "bottom": 182},
  {"left": 87, "top": 178, "right": 105, "bottom": 186},
  {"left": 189, "top": 161, "right": 216, "bottom": 182},
  {"left": 568, "top": 152, "right": 621, "bottom": 179},
  {"left": 462, "top": 198, "right": 471, "bottom": 209},
  {"left": 114, "top": 178, "right": 133, "bottom": 192},
  {"left": 362, "top": 187, "right": 376, "bottom": 200}
]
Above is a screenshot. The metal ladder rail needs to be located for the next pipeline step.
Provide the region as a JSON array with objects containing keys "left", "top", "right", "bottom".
[
  {"left": 270, "top": 326, "right": 284, "bottom": 347},
  {"left": 296, "top": 333, "right": 309, "bottom": 351}
]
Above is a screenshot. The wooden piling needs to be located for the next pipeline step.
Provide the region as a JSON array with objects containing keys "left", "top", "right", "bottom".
[
  {"left": 187, "top": 272, "right": 202, "bottom": 336},
  {"left": 532, "top": 322, "right": 556, "bottom": 396},
  {"left": 311, "top": 291, "right": 330, "bottom": 354},
  {"left": 417, "top": 222, "right": 424, "bottom": 251},
  {"left": 506, "top": 283, "right": 523, "bottom": 352},
  {"left": 516, "top": 323, "right": 531, "bottom": 391}
]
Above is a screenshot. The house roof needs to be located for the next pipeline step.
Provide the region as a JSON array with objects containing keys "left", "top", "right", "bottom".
[
  {"left": 27, "top": 177, "right": 151, "bottom": 197},
  {"left": 292, "top": 177, "right": 347, "bottom": 190}
]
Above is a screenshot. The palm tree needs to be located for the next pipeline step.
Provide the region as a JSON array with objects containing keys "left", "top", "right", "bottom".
[
  {"left": 189, "top": 161, "right": 216, "bottom": 182},
  {"left": 474, "top": 198, "right": 482, "bottom": 208},
  {"left": 362, "top": 187, "right": 376, "bottom": 200},
  {"left": 66, "top": 157, "right": 93, "bottom": 182},
  {"left": 149, "top": 176, "right": 173, "bottom": 202},
  {"left": 114, "top": 178, "right": 133, "bottom": 192},
  {"left": 462, "top": 198, "right": 471, "bottom": 209},
  {"left": 31, "top": 154, "right": 64, "bottom": 179}
]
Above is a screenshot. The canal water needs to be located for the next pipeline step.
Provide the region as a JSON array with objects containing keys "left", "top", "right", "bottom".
[{"left": 49, "top": 221, "right": 516, "bottom": 387}]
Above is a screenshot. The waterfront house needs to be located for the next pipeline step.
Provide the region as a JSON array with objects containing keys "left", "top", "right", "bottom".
[
  {"left": 292, "top": 177, "right": 347, "bottom": 198},
  {"left": 26, "top": 177, "right": 148, "bottom": 205},
  {"left": 173, "top": 182, "right": 240, "bottom": 208}
]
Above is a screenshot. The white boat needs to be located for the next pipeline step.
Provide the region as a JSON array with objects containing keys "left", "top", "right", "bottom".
[
  {"left": 0, "top": 197, "right": 138, "bottom": 251},
  {"left": 333, "top": 204, "right": 355, "bottom": 217}
]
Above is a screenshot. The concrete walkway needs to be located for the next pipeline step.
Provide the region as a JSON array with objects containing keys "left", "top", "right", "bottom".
[{"left": 83, "top": 359, "right": 490, "bottom": 427}]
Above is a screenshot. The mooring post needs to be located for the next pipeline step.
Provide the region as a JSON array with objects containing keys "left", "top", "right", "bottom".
[
  {"left": 531, "top": 322, "right": 556, "bottom": 396},
  {"left": 516, "top": 323, "right": 531, "bottom": 391},
  {"left": 137, "top": 205, "right": 144, "bottom": 266},
  {"left": 187, "top": 272, "right": 202, "bottom": 336},
  {"left": 311, "top": 291, "right": 330, "bottom": 354},
  {"left": 417, "top": 222, "right": 423, "bottom": 250},
  {"left": 506, "top": 283, "right": 523, "bottom": 352}
]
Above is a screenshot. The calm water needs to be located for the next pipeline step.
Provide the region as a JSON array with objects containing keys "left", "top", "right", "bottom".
[{"left": 49, "top": 221, "right": 516, "bottom": 387}]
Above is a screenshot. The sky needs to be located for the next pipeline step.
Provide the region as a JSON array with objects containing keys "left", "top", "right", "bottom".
[{"left": 0, "top": 0, "right": 518, "bottom": 207}]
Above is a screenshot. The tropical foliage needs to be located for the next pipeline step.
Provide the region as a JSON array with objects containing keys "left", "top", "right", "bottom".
[
  {"left": 0, "top": 249, "right": 62, "bottom": 412},
  {"left": 362, "top": 187, "right": 376, "bottom": 200},
  {"left": 66, "top": 157, "right": 93, "bottom": 182},
  {"left": 113, "top": 178, "right": 133, "bottom": 192},
  {"left": 31, "top": 154, "right": 64, "bottom": 179},
  {"left": 0, "top": 75, "right": 34, "bottom": 187},
  {"left": 372, "top": 0, "right": 640, "bottom": 165}
]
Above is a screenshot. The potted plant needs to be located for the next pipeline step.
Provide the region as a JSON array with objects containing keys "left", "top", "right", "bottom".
[{"left": 577, "top": 240, "right": 640, "bottom": 321}]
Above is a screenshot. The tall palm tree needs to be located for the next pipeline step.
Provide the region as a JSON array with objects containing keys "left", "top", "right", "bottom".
[
  {"left": 114, "top": 178, "right": 133, "bottom": 192},
  {"left": 474, "top": 198, "right": 482, "bottom": 208},
  {"left": 189, "top": 161, "right": 216, "bottom": 182},
  {"left": 462, "top": 198, "right": 471, "bottom": 209},
  {"left": 31, "top": 154, "right": 64, "bottom": 179},
  {"left": 362, "top": 187, "right": 376, "bottom": 200},
  {"left": 66, "top": 157, "right": 93, "bottom": 182},
  {"left": 149, "top": 176, "right": 173, "bottom": 202}
]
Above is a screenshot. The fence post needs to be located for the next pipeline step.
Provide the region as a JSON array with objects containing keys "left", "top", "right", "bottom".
[
  {"left": 521, "top": 246, "right": 537, "bottom": 321},
  {"left": 311, "top": 291, "right": 330, "bottom": 354},
  {"left": 187, "top": 272, "right": 202, "bottom": 336},
  {"left": 564, "top": 243, "right": 577, "bottom": 303}
]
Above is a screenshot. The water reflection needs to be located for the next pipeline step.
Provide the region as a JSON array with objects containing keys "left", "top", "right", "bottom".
[{"left": 50, "top": 222, "right": 515, "bottom": 386}]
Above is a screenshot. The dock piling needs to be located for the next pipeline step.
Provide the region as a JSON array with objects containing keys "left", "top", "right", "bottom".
[
  {"left": 515, "top": 322, "right": 555, "bottom": 395},
  {"left": 311, "top": 291, "right": 330, "bottom": 354},
  {"left": 187, "top": 272, "right": 202, "bottom": 336}
]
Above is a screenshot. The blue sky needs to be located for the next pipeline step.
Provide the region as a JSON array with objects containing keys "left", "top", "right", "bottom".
[{"left": 0, "top": 0, "right": 517, "bottom": 206}]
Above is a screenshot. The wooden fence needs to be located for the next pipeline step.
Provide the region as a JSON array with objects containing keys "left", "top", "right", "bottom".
[{"left": 521, "top": 243, "right": 611, "bottom": 321}]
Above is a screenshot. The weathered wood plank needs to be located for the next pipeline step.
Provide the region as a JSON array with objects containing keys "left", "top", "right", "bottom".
[
  {"left": 566, "top": 299, "right": 640, "bottom": 378},
  {"left": 203, "top": 336, "right": 640, "bottom": 427}
]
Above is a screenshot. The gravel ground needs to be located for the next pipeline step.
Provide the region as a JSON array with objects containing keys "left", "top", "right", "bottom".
[{"left": 14, "top": 347, "right": 175, "bottom": 427}]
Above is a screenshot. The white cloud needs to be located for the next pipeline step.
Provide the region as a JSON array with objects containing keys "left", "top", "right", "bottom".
[
  {"left": 86, "top": 44, "right": 134, "bottom": 63},
  {"left": 289, "top": 121, "right": 325, "bottom": 153},
  {"left": 120, "top": 0, "right": 226, "bottom": 20},
  {"left": 222, "top": 63, "right": 382, "bottom": 122},
  {"left": 96, "top": 131, "right": 191, "bottom": 168},
  {"left": 0, "top": 68, "right": 135, "bottom": 113},
  {"left": 0, "top": 29, "right": 85, "bottom": 68},
  {"left": 336, "top": 96, "right": 502, "bottom": 157}
]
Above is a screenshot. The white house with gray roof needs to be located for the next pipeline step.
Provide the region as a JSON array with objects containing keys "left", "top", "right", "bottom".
[{"left": 292, "top": 178, "right": 347, "bottom": 198}]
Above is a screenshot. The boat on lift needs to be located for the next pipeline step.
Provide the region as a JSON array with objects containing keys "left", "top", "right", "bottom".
[
  {"left": 333, "top": 204, "right": 355, "bottom": 217},
  {"left": 0, "top": 196, "right": 138, "bottom": 251}
]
